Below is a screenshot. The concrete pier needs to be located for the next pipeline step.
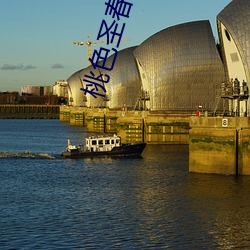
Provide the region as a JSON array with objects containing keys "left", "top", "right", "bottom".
[
  {"left": 60, "top": 106, "right": 190, "bottom": 144},
  {"left": 60, "top": 106, "right": 250, "bottom": 175},
  {"left": 189, "top": 117, "right": 250, "bottom": 175}
]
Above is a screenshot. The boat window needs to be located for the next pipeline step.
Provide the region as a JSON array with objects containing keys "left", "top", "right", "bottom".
[
  {"left": 98, "top": 140, "right": 103, "bottom": 145},
  {"left": 116, "top": 139, "right": 120, "bottom": 144},
  {"left": 105, "top": 140, "right": 110, "bottom": 144},
  {"left": 111, "top": 139, "right": 114, "bottom": 144},
  {"left": 92, "top": 140, "right": 97, "bottom": 145}
]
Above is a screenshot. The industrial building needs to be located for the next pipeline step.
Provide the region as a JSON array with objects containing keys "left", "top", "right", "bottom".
[
  {"left": 19, "top": 81, "right": 68, "bottom": 105},
  {"left": 21, "top": 86, "right": 53, "bottom": 96},
  {"left": 52, "top": 80, "right": 68, "bottom": 98},
  {"left": 0, "top": 92, "right": 19, "bottom": 104}
]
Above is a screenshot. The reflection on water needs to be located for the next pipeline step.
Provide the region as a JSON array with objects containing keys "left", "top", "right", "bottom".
[
  {"left": 186, "top": 174, "right": 250, "bottom": 249},
  {"left": 0, "top": 120, "right": 250, "bottom": 249}
]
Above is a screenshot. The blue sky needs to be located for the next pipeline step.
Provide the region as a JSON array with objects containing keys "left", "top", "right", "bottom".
[{"left": 0, "top": 0, "right": 232, "bottom": 92}]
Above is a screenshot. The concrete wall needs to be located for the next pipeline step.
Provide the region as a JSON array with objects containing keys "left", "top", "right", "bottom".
[
  {"left": 145, "top": 114, "right": 189, "bottom": 144},
  {"left": 59, "top": 106, "right": 190, "bottom": 144},
  {"left": 60, "top": 107, "right": 250, "bottom": 175},
  {"left": 59, "top": 106, "right": 71, "bottom": 122},
  {"left": 189, "top": 117, "right": 250, "bottom": 175}
]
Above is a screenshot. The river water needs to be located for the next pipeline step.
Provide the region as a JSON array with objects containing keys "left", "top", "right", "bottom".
[{"left": 0, "top": 119, "right": 250, "bottom": 249}]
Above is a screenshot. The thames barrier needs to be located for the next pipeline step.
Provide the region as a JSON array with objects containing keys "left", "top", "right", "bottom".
[
  {"left": 62, "top": 0, "right": 250, "bottom": 175},
  {"left": 0, "top": 0, "right": 244, "bottom": 175},
  {"left": 60, "top": 106, "right": 250, "bottom": 175},
  {"left": 59, "top": 106, "right": 190, "bottom": 144}
]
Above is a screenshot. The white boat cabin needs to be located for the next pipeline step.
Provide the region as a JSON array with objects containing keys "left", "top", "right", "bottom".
[{"left": 85, "top": 135, "right": 121, "bottom": 152}]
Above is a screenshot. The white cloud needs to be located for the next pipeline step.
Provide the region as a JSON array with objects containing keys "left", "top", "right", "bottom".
[
  {"left": 1, "top": 63, "right": 36, "bottom": 70},
  {"left": 51, "top": 63, "right": 64, "bottom": 69}
]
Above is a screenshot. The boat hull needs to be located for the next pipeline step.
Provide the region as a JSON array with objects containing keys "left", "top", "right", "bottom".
[{"left": 62, "top": 142, "right": 146, "bottom": 159}]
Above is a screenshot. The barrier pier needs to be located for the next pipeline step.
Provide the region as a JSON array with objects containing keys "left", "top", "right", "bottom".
[{"left": 189, "top": 117, "right": 250, "bottom": 175}]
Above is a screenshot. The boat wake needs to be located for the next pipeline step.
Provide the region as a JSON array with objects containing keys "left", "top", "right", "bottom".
[{"left": 0, "top": 151, "right": 55, "bottom": 159}]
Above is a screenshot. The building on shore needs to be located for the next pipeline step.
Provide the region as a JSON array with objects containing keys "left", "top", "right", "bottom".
[
  {"left": 0, "top": 92, "right": 19, "bottom": 104},
  {"left": 21, "top": 86, "right": 53, "bottom": 96},
  {"left": 20, "top": 81, "right": 69, "bottom": 105},
  {"left": 52, "top": 80, "right": 68, "bottom": 98}
]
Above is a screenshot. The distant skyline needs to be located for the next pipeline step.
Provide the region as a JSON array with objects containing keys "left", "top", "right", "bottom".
[{"left": 0, "top": 0, "right": 232, "bottom": 92}]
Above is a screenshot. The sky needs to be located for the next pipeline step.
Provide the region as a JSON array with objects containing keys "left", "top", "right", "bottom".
[{"left": 0, "top": 0, "right": 232, "bottom": 92}]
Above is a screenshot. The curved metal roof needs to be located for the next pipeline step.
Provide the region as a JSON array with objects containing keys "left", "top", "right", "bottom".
[
  {"left": 79, "top": 65, "right": 107, "bottom": 108},
  {"left": 133, "top": 20, "right": 225, "bottom": 111},
  {"left": 99, "top": 46, "right": 141, "bottom": 109},
  {"left": 217, "top": 0, "right": 250, "bottom": 83},
  {"left": 68, "top": 46, "right": 141, "bottom": 109},
  {"left": 67, "top": 69, "right": 85, "bottom": 106}
]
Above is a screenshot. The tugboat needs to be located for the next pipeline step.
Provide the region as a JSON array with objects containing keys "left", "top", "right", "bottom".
[{"left": 62, "top": 134, "right": 146, "bottom": 158}]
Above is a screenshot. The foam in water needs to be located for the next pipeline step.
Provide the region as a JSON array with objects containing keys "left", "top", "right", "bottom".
[{"left": 0, "top": 151, "right": 55, "bottom": 159}]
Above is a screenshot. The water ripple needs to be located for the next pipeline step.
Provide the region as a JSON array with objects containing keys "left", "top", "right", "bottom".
[
  {"left": 0, "top": 120, "right": 250, "bottom": 249},
  {"left": 0, "top": 151, "right": 55, "bottom": 159}
]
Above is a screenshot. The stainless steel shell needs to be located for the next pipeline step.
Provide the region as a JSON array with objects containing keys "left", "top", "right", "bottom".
[
  {"left": 99, "top": 46, "right": 141, "bottom": 109},
  {"left": 133, "top": 20, "right": 225, "bottom": 111},
  {"left": 68, "top": 20, "right": 228, "bottom": 112},
  {"left": 217, "top": 0, "right": 250, "bottom": 84}
]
